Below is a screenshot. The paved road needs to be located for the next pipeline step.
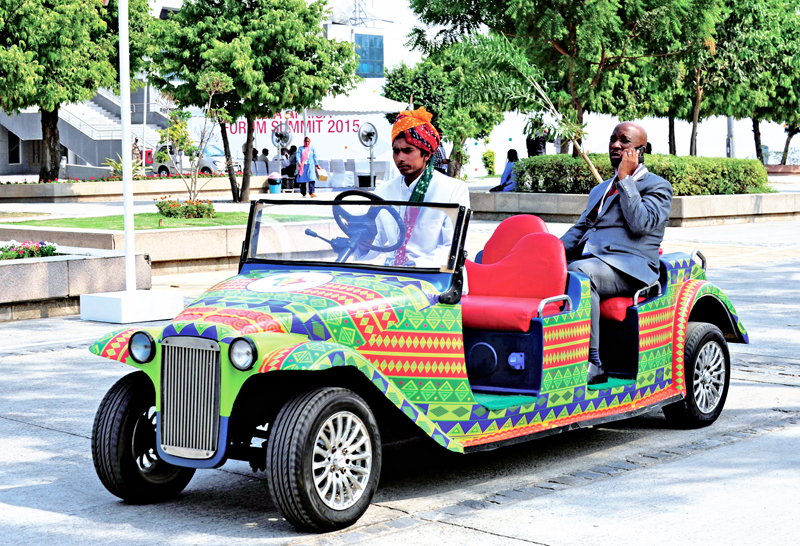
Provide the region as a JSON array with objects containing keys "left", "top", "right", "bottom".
[{"left": 2, "top": 248, "right": 799, "bottom": 544}]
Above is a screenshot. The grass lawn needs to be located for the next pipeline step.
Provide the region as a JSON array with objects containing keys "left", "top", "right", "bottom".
[{"left": 3, "top": 212, "right": 324, "bottom": 230}]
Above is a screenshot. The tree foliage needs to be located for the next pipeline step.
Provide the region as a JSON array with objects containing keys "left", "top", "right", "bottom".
[
  {"left": 382, "top": 52, "right": 504, "bottom": 177},
  {"left": 408, "top": 0, "right": 720, "bottom": 157},
  {"left": 150, "top": 0, "right": 359, "bottom": 201},
  {"left": 0, "top": 0, "right": 150, "bottom": 180}
]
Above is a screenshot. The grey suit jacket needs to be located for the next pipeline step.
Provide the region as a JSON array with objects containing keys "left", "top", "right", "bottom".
[{"left": 561, "top": 169, "right": 673, "bottom": 285}]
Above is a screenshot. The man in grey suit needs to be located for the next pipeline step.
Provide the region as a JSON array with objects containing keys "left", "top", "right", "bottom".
[{"left": 561, "top": 122, "right": 673, "bottom": 385}]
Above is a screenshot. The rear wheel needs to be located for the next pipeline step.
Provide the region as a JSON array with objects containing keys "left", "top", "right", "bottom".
[
  {"left": 158, "top": 166, "right": 170, "bottom": 176},
  {"left": 266, "top": 387, "right": 381, "bottom": 531},
  {"left": 92, "top": 372, "right": 195, "bottom": 503},
  {"left": 663, "top": 322, "right": 730, "bottom": 428}
]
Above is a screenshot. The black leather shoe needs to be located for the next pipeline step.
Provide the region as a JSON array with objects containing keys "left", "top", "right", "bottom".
[{"left": 587, "top": 362, "right": 607, "bottom": 385}]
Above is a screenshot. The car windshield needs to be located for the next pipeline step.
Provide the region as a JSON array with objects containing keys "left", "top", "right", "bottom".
[
  {"left": 203, "top": 145, "right": 225, "bottom": 156},
  {"left": 248, "top": 199, "right": 464, "bottom": 272}
]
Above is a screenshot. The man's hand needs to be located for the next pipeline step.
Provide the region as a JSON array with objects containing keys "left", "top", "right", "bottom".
[{"left": 618, "top": 148, "right": 639, "bottom": 179}]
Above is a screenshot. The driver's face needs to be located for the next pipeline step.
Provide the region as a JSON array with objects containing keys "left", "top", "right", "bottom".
[{"left": 392, "top": 136, "right": 428, "bottom": 180}]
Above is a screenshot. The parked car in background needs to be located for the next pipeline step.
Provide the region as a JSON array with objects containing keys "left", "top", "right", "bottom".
[{"left": 152, "top": 144, "right": 243, "bottom": 176}]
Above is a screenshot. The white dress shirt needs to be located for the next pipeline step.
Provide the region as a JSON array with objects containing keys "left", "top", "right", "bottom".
[{"left": 357, "top": 169, "right": 470, "bottom": 269}]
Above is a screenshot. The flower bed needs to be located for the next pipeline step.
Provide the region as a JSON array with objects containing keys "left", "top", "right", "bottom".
[
  {"left": 0, "top": 240, "right": 58, "bottom": 260},
  {"left": 2, "top": 171, "right": 245, "bottom": 185},
  {"left": 155, "top": 197, "right": 216, "bottom": 219}
]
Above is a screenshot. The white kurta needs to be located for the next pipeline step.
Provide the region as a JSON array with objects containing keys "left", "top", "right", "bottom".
[{"left": 357, "top": 170, "right": 470, "bottom": 269}]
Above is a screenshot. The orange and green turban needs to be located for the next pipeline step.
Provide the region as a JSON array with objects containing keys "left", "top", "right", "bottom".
[{"left": 391, "top": 107, "right": 441, "bottom": 156}]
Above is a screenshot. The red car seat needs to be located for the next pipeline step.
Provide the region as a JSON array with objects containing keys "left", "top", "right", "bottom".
[
  {"left": 599, "top": 296, "right": 645, "bottom": 321},
  {"left": 480, "top": 214, "right": 549, "bottom": 265},
  {"left": 462, "top": 232, "right": 567, "bottom": 332}
]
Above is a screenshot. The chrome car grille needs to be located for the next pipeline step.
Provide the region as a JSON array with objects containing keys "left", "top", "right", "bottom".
[{"left": 160, "top": 337, "right": 221, "bottom": 459}]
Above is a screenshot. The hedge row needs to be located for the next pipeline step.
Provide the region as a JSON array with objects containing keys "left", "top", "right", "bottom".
[{"left": 512, "top": 154, "right": 774, "bottom": 196}]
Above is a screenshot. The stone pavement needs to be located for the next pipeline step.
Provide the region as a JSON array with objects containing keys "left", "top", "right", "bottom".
[{"left": 1, "top": 176, "right": 799, "bottom": 543}]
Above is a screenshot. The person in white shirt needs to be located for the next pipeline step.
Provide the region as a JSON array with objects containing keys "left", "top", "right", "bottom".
[{"left": 358, "top": 107, "right": 469, "bottom": 268}]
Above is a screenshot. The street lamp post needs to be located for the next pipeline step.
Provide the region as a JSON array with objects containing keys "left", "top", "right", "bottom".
[
  {"left": 118, "top": 0, "right": 136, "bottom": 292},
  {"left": 79, "top": 0, "right": 184, "bottom": 323}
]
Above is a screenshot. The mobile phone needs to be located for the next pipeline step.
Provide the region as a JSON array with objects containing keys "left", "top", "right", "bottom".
[{"left": 635, "top": 145, "right": 646, "bottom": 164}]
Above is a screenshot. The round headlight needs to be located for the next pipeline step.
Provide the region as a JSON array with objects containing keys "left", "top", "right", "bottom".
[
  {"left": 229, "top": 338, "right": 257, "bottom": 371},
  {"left": 129, "top": 331, "right": 156, "bottom": 364}
]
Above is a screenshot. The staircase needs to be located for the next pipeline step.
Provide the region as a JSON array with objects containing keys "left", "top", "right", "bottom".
[
  {"left": 0, "top": 91, "right": 167, "bottom": 168},
  {"left": 60, "top": 101, "right": 163, "bottom": 158}
]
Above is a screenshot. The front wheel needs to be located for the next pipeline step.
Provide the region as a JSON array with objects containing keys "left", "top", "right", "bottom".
[
  {"left": 91, "top": 372, "right": 195, "bottom": 503},
  {"left": 266, "top": 387, "right": 381, "bottom": 532},
  {"left": 663, "top": 322, "right": 730, "bottom": 428},
  {"left": 158, "top": 166, "right": 170, "bottom": 176}
]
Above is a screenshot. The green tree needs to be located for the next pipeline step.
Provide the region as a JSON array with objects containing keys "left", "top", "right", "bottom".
[
  {"left": 0, "top": 0, "right": 150, "bottom": 181},
  {"left": 150, "top": 0, "right": 358, "bottom": 202},
  {"left": 709, "top": 0, "right": 800, "bottom": 163},
  {"left": 383, "top": 54, "right": 504, "bottom": 177},
  {"left": 408, "top": 0, "right": 720, "bottom": 157}
]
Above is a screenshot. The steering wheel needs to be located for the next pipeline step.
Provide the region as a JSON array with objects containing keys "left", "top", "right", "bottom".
[{"left": 332, "top": 190, "right": 405, "bottom": 253}]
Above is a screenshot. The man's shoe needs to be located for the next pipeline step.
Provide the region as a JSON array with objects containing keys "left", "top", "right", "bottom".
[
  {"left": 586, "top": 362, "right": 607, "bottom": 385},
  {"left": 310, "top": 193, "right": 317, "bottom": 198}
]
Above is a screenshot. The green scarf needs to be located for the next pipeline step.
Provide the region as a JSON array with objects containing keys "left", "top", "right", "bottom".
[{"left": 408, "top": 160, "right": 434, "bottom": 203}]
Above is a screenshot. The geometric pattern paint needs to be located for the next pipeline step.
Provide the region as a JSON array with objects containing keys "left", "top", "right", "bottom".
[{"left": 90, "top": 251, "right": 748, "bottom": 454}]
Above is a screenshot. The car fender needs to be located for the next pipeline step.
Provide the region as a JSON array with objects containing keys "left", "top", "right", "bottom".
[
  {"left": 671, "top": 280, "right": 748, "bottom": 396},
  {"left": 255, "top": 338, "right": 465, "bottom": 453}
]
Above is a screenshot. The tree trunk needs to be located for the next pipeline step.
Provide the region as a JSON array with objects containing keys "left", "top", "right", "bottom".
[
  {"left": 40, "top": 107, "right": 61, "bottom": 181},
  {"left": 447, "top": 138, "right": 467, "bottom": 179},
  {"left": 571, "top": 104, "right": 584, "bottom": 158},
  {"left": 690, "top": 71, "right": 703, "bottom": 156},
  {"left": 241, "top": 117, "right": 255, "bottom": 202},
  {"left": 220, "top": 122, "right": 240, "bottom": 202},
  {"left": 752, "top": 118, "right": 763, "bottom": 164},
  {"left": 781, "top": 124, "right": 798, "bottom": 165},
  {"left": 668, "top": 115, "right": 677, "bottom": 155}
]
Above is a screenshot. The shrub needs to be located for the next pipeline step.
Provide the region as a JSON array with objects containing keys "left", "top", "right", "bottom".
[
  {"left": 155, "top": 197, "right": 216, "bottom": 218},
  {"left": 512, "top": 154, "right": 774, "bottom": 196},
  {"left": 0, "top": 240, "right": 58, "bottom": 260},
  {"left": 481, "top": 150, "right": 496, "bottom": 176}
]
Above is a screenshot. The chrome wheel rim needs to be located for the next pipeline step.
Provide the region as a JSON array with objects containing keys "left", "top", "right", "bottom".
[
  {"left": 312, "top": 411, "right": 372, "bottom": 510},
  {"left": 693, "top": 341, "right": 726, "bottom": 414},
  {"left": 132, "top": 406, "right": 161, "bottom": 473}
]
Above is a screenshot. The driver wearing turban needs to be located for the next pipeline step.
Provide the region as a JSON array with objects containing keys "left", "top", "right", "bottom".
[{"left": 359, "top": 107, "right": 470, "bottom": 268}]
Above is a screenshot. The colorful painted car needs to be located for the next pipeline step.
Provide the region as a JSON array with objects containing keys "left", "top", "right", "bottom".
[{"left": 90, "top": 193, "right": 748, "bottom": 531}]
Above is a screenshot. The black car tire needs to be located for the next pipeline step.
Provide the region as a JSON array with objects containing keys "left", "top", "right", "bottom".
[
  {"left": 200, "top": 167, "right": 212, "bottom": 174},
  {"left": 663, "top": 322, "right": 730, "bottom": 428},
  {"left": 266, "top": 387, "right": 381, "bottom": 531},
  {"left": 158, "top": 166, "right": 170, "bottom": 176},
  {"left": 92, "top": 371, "right": 195, "bottom": 503}
]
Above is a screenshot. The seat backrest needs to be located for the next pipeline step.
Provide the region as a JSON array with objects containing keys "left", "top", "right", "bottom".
[
  {"left": 466, "top": 232, "right": 567, "bottom": 300},
  {"left": 481, "top": 215, "right": 549, "bottom": 265},
  {"left": 330, "top": 159, "right": 345, "bottom": 173},
  {"left": 317, "top": 159, "right": 330, "bottom": 171},
  {"left": 268, "top": 160, "right": 281, "bottom": 174},
  {"left": 345, "top": 159, "right": 356, "bottom": 172}
]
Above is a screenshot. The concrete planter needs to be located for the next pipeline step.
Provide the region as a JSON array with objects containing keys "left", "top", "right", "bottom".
[
  {"left": 0, "top": 176, "right": 271, "bottom": 203},
  {"left": 470, "top": 191, "right": 800, "bottom": 226},
  {"left": 766, "top": 165, "right": 800, "bottom": 175},
  {"left": 0, "top": 246, "right": 150, "bottom": 321},
  {"left": 0, "top": 221, "right": 336, "bottom": 274}
]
